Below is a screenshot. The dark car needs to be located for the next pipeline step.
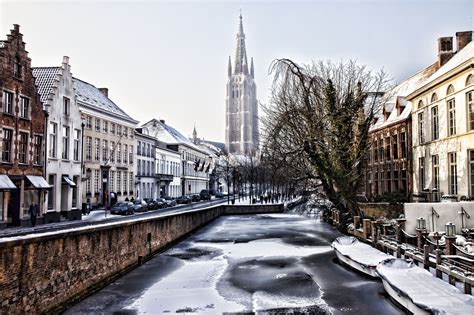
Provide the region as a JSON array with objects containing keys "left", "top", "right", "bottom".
[
  {"left": 176, "top": 195, "right": 192, "bottom": 204},
  {"left": 188, "top": 194, "right": 201, "bottom": 202},
  {"left": 200, "top": 190, "right": 211, "bottom": 200},
  {"left": 132, "top": 199, "right": 148, "bottom": 212},
  {"left": 215, "top": 191, "right": 224, "bottom": 199},
  {"left": 156, "top": 198, "right": 167, "bottom": 208},
  {"left": 144, "top": 198, "right": 159, "bottom": 210},
  {"left": 163, "top": 196, "right": 176, "bottom": 207},
  {"left": 110, "top": 202, "right": 134, "bottom": 215}
]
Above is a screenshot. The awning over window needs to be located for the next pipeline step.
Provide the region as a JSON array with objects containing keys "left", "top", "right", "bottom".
[
  {"left": 0, "top": 175, "right": 17, "bottom": 190},
  {"left": 62, "top": 176, "right": 76, "bottom": 187},
  {"left": 26, "top": 175, "right": 52, "bottom": 189}
]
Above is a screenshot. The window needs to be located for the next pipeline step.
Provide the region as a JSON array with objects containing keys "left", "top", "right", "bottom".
[
  {"left": 431, "top": 106, "right": 439, "bottom": 140},
  {"left": 137, "top": 142, "right": 141, "bottom": 155},
  {"left": 123, "top": 171, "right": 128, "bottom": 193},
  {"left": 431, "top": 93, "right": 438, "bottom": 103},
  {"left": 86, "top": 116, "right": 92, "bottom": 129},
  {"left": 2, "top": 129, "right": 13, "bottom": 162},
  {"left": 123, "top": 144, "right": 128, "bottom": 164},
  {"left": 432, "top": 155, "right": 439, "bottom": 191},
  {"left": 385, "top": 137, "right": 390, "bottom": 161},
  {"left": 72, "top": 176, "right": 78, "bottom": 208},
  {"left": 141, "top": 143, "right": 145, "bottom": 156},
  {"left": 373, "top": 141, "right": 377, "bottom": 162},
  {"left": 86, "top": 137, "right": 92, "bottom": 160},
  {"left": 129, "top": 145, "right": 134, "bottom": 164},
  {"left": 400, "top": 132, "right": 406, "bottom": 158},
  {"left": 447, "top": 84, "right": 455, "bottom": 95},
  {"left": 129, "top": 172, "right": 133, "bottom": 193},
  {"left": 417, "top": 100, "right": 424, "bottom": 110},
  {"left": 13, "top": 56, "right": 22, "bottom": 78},
  {"left": 470, "top": 150, "right": 474, "bottom": 196},
  {"left": 50, "top": 122, "right": 57, "bottom": 158},
  {"left": 467, "top": 91, "right": 474, "bottom": 131},
  {"left": 20, "top": 97, "right": 29, "bottom": 119},
  {"left": 3, "top": 91, "right": 14, "bottom": 114},
  {"left": 62, "top": 126, "right": 69, "bottom": 159},
  {"left": 147, "top": 144, "right": 151, "bottom": 157},
  {"left": 110, "top": 142, "right": 115, "bottom": 162},
  {"left": 19, "top": 132, "right": 28, "bottom": 164},
  {"left": 95, "top": 119, "right": 101, "bottom": 132},
  {"left": 111, "top": 123, "right": 115, "bottom": 135},
  {"left": 467, "top": 74, "right": 474, "bottom": 86},
  {"left": 117, "top": 125, "right": 122, "bottom": 136},
  {"left": 448, "top": 152, "right": 458, "bottom": 195},
  {"left": 117, "top": 144, "right": 121, "bottom": 163},
  {"left": 73, "top": 129, "right": 80, "bottom": 161},
  {"left": 123, "top": 127, "right": 128, "bottom": 137},
  {"left": 110, "top": 171, "right": 115, "bottom": 192},
  {"left": 117, "top": 171, "right": 122, "bottom": 193},
  {"left": 94, "top": 170, "right": 100, "bottom": 193},
  {"left": 102, "top": 140, "right": 108, "bottom": 162},
  {"left": 86, "top": 176, "right": 91, "bottom": 194},
  {"left": 418, "top": 112, "right": 424, "bottom": 144},
  {"left": 63, "top": 97, "right": 70, "bottom": 115},
  {"left": 103, "top": 121, "right": 108, "bottom": 133},
  {"left": 392, "top": 135, "right": 398, "bottom": 160},
  {"left": 137, "top": 160, "right": 141, "bottom": 176},
  {"left": 94, "top": 138, "right": 100, "bottom": 161},
  {"left": 33, "top": 135, "right": 42, "bottom": 165},
  {"left": 48, "top": 175, "right": 55, "bottom": 209},
  {"left": 448, "top": 99, "right": 456, "bottom": 136},
  {"left": 419, "top": 157, "right": 425, "bottom": 191}
]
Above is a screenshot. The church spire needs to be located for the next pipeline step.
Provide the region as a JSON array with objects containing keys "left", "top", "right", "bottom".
[
  {"left": 234, "top": 13, "right": 248, "bottom": 74},
  {"left": 228, "top": 56, "right": 232, "bottom": 77},
  {"left": 250, "top": 57, "right": 254, "bottom": 78},
  {"left": 192, "top": 124, "right": 198, "bottom": 144}
]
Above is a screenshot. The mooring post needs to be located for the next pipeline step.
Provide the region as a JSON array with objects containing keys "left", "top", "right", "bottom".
[
  {"left": 435, "top": 249, "right": 443, "bottom": 279},
  {"left": 362, "top": 219, "right": 371, "bottom": 240},
  {"left": 423, "top": 245, "right": 430, "bottom": 270},
  {"left": 371, "top": 222, "right": 378, "bottom": 247},
  {"left": 464, "top": 281, "right": 472, "bottom": 295},
  {"left": 396, "top": 245, "right": 401, "bottom": 258},
  {"left": 396, "top": 218, "right": 406, "bottom": 244}
]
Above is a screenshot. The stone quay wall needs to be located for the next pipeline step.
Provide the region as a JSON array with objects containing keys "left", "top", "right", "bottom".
[{"left": 0, "top": 204, "right": 283, "bottom": 314}]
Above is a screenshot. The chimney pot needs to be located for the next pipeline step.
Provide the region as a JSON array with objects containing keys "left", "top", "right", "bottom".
[
  {"left": 62, "top": 56, "right": 69, "bottom": 65},
  {"left": 456, "top": 31, "right": 472, "bottom": 52},
  {"left": 13, "top": 24, "right": 19, "bottom": 32},
  {"left": 98, "top": 88, "right": 108, "bottom": 97}
]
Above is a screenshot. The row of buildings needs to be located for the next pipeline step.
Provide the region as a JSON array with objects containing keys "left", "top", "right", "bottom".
[
  {"left": 362, "top": 31, "right": 474, "bottom": 202},
  {"left": 0, "top": 25, "right": 223, "bottom": 228}
]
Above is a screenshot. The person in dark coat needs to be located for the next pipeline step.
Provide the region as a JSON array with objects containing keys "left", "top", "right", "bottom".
[{"left": 29, "top": 202, "right": 38, "bottom": 227}]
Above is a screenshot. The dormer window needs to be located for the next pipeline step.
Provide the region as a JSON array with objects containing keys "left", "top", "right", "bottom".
[{"left": 13, "top": 56, "right": 21, "bottom": 79}]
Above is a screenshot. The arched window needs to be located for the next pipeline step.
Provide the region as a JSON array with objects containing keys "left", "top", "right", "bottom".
[
  {"left": 417, "top": 100, "right": 424, "bottom": 109},
  {"left": 466, "top": 74, "right": 474, "bottom": 86},
  {"left": 447, "top": 84, "right": 455, "bottom": 95},
  {"left": 430, "top": 93, "right": 438, "bottom": 103}
]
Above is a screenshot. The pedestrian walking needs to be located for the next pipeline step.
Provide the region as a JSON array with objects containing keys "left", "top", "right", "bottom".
[{"left": 29, "top": 202, "right": 38, "bottom": 227}]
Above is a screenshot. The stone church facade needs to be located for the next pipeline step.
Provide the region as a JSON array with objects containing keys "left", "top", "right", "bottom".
[{"left": 225, "top": 14, "right": 259, "bottom": 155}]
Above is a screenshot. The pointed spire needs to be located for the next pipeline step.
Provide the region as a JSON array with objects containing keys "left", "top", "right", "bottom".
[
  {"left": 250, "top": 57, "right": 254, "bottom": 78},
  {"left": 228, "top": 56, "right": 232, "bottom": 77},
  {"left": 192, "top": 124, "right": 198, "bottom": 144},
  {"left": 234, "top": 12, "right": 248, "bottom": 75}
]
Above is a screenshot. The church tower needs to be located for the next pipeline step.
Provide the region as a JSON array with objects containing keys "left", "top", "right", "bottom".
[{"left": 225, "top": 13, "right": 259, "bottom": 155}]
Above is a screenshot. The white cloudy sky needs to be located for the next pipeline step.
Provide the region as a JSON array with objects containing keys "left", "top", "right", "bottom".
[{"left": 1, "top": 0, "right": 472, "bottom": 142}]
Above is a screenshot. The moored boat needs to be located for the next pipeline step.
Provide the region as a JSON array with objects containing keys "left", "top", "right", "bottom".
[
  {"left": 376, "top": 258, "right": 474, "bottom": 315},
  {"left": 331, "top": 236, "right": 392, "bottom": 278}
]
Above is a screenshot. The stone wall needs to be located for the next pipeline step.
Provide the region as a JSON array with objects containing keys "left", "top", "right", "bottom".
[
  {"left": 0, "top": 204, "right": 283, "bottom": 313},
  {"left": 360, "top": 203, "right": 404, "bottom": 219}
]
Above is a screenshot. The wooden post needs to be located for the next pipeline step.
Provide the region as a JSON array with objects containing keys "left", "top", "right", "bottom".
[
  {"left": 416, "top": 228, "right": 427, "bottom": 250},
  {"left": 444, "top": 236, "right": 456, "bottom": 256},
  {"left": 353, "top": 216, "right": 361, "bottom": 229},
  {"left": 423, "top": 245, "right": 430, "bottom": 270},
  {"left": 362, "top": 219, "right": 371, "bottom": 240},
  {"left": 396, "top": 245, "right": 401, "bottom": 258},
  {"left": 396, "top": 218, "right": 406, "bottom": 244},
  {"left": 448, "top": 273, "right": 456, "bottom": 286},
  {"left": 435, "top": 249, "right": 442, "bottom": 279},
  {"left": 464, "top": 281, "right": 472, "bottom": 295},
  {"left": 371, "top": 222, "right": 378, "bottom": 246}
]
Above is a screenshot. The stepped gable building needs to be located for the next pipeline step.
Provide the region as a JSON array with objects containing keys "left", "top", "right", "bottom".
[
  {"left": 410, "top": 32, "right": 474, "bottom": 201},
  {"left": 33, "top": 57, "right": 83, "bottom": 222},
  {"left": 0, "top": 25, "right": 50, "bottom": 228},
  {"left": 225, "top": 13, "right": 259, "bottom": 155},
  {"left": 74, "top": 78, "right": 139, "bottom": 206}
]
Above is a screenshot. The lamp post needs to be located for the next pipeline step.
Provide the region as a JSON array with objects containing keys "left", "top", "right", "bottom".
[
  {"left": 415, "top": 217, "right": 427, "bottom": 250},
  {"left": 445, "top": 222, "right": 456, "bottom": 255}
]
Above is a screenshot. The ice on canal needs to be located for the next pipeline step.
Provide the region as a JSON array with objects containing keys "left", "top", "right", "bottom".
[{"left": 66, "top": 214, "right": 402, "bottom": 314}]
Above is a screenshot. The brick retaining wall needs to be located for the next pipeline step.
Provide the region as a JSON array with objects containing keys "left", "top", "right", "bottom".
[{"left": 0, "top": 204, "right": 283, "bottom": 314}]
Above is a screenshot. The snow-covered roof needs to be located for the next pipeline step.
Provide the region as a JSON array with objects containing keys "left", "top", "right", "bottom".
[
  {"left": 32, "top": 67, "right": 62, "bottom": 104},
  {"left": 370, "top": 63, "right": 437, "bottom": 132},
  {"left": 73, "top": 78, "right": 138, "bottom": 124}
]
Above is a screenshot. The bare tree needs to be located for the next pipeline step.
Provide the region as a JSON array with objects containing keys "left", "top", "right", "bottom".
[{"left": 262, "top": 59, "right": 390, "bottom": 226}]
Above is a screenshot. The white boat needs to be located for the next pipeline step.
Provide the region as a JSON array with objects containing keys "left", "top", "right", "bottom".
[
  {"left": 331, "top": 236, "right": 392, "bottom": 278},
  {"left": 376, "top": 259, "right": 474, "bottom": 315}
]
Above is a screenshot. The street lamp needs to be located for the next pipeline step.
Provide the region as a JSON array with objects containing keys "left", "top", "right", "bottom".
[
  {"left": 445, "top": 222, "right": 456, "bottom": 237},
  {"left": 416, "top": 217, "right": 426, "bottom": 230}
]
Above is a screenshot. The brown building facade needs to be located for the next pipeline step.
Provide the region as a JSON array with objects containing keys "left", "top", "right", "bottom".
[{"left": 0, "top": 25, "right": 49, "bottom": 228}]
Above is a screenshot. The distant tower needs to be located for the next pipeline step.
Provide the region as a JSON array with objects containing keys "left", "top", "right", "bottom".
[
  {"left": 192, "top": 124, "right": 198, "bottom": 144},
  {"left": 225, "top": 13, "right": 259, "bottom": 155}
]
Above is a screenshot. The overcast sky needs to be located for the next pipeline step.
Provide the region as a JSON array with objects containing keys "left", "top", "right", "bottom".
[{"left": 1, "top": 0, "right": 473, "bottom": 142}]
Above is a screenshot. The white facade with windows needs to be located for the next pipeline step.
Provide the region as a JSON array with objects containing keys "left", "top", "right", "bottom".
[
  {"left": 410, "top": 39, "right": 474, "bottom": 200},
  {"left": 135, "top": 131, "right": 156, "bottom": 200},
  {"left": 156, "top": 144, "right": 181, "bottom": 198},
  {"left": 32, "top": 57, "right": 83, "bottom": 221}
]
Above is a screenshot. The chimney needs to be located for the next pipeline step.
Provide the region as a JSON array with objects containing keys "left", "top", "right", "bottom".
[
  {"left": 456, "top": 31, "right": 472, "bottom": 52},
  {"left": 13, "top": 24, "right": 19, "bottom": 33},
  {"left": 159, "top": 119, "right": 165, "bottom": 124},
  {"left": 98, "top": 88, "right": 108, "bottom": 97},
  {"left": 438, "top": 36, "right": 454, "bottom": 67}
]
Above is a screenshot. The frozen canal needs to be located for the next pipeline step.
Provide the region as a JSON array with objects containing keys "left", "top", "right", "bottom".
[{"left": 66, "top": 213, "right": 402, "bottom": 314}]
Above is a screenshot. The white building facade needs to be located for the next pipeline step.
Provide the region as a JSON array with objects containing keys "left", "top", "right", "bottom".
[
  {"left": 225, "top": 14, "right": 259, "bottom": 155},
  {"left": 32, "top": 57, "right": 83, "bottom": 222},
  {"left": 410, "top": 33, "right": 474, "bottom": 201},
  {"left": 156, "top": 143, "right": 181, "bottom": 198}
]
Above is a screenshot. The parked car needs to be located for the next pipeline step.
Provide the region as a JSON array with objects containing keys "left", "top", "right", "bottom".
[
  {"left": 215, "top": 191, "right": 224, "bottom": 199},
  {"left": 190, "top": 194, "right": 201, "bottom": 202},
  {"left": 156, "top": 198, "right": 167, "bottom": 208},
  {"left": 163, "top": 196, "right": 176, "bottom": 207},
  {"left": 176, "top": 195, "right": 192, "bottom": 204},
  {"left": 110, "top": 202, "right": 134, "bottom": 215},
  {"left": 200, "top": 189, "right": 211, "bottom": 200},
  {"left": 144, "top": 198, "right": 159, "bottom": 210},
  {"left": 132, "top": 199, "right": 148, "bottom": 212}
]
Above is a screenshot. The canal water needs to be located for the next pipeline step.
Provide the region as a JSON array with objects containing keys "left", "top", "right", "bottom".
[{"left": 65, "top": 213, "right": 402, "bottom": 314}]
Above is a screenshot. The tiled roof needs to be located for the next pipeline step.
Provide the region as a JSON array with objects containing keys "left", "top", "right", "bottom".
[
  {"left": 32, "top": 67, "right": 62, "bottom": 104},
  {"left": 73, "top": 77, "right": 138, "bottom": 124}
]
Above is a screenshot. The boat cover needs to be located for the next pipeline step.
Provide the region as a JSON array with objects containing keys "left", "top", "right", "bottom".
[
  {"left": 331, "top": 236, "right": 392, "bottom": 268},
  {"left": 376, "top": 259, "right": 474, "bottom": 314}
]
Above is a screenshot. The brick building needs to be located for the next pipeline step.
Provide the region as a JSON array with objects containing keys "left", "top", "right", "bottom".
[{"left": 0, "top": 25, "right": 49, "bottom": 228}]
